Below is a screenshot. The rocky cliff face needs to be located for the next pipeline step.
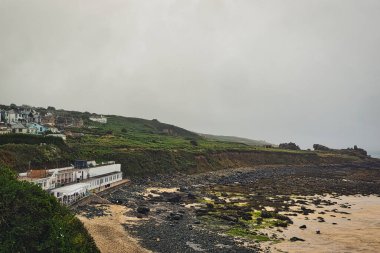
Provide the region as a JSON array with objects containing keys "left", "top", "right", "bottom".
[{"left": 110, "top": 149, "right": 367, "bottom": 177}]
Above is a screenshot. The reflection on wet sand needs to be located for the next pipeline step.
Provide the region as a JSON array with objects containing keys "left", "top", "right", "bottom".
[{"left": 269, "top": 195, "right": 380, "bottom": 253}]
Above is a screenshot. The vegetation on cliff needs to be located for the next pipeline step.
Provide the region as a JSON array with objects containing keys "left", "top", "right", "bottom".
[{"left": 0, "top": 165, "right": 99, "bottom": 253}]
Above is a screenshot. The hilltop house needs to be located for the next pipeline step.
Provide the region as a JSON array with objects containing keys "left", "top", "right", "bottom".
[
  {"left": 19, "top": 160, "right": 123, "bottom": 205},
  {"left": 7, "top": 110, "right": 19, "bottom": 123},
  {"left": 89, "top": 115, "right": 107, "bottom": 124},
  {"left": 2, "top": 108, "right": 42, "bottom": 124}
]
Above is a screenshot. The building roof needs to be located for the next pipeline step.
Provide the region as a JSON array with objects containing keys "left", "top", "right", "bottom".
[
  {"left": 27, "top": 170, "right": 51, "bottom": 178},
  {"left": 51, "top": 183, "right": 90, "bottom": 195},
  {"left": 10, "top": 123, "right": 25, "bottom": 129}
]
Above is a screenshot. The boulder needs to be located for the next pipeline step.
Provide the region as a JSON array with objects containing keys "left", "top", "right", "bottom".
[
  {"left": 167, "top": 212, "right": 184, "bottom": 221},
  {"left": 220, "top": 215, "right": 238, "bottom": 223},
  {"left": 137, "top": 206, "right": 150, "bottom": 215},
  {"left": 290, "top": 237, "right": 305, "bottom": 242}
]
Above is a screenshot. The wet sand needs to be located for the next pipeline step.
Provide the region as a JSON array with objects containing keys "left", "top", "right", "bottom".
[
  {"left": 270, "top": 195, "right": 380, "bottom": 253},
  {"left": 77, "top": 204, "right": 150, "bottom": 253}
]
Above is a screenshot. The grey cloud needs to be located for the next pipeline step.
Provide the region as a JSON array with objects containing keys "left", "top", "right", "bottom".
[{"left": 0, "top": 0, "right": 379, "bottom": 151}]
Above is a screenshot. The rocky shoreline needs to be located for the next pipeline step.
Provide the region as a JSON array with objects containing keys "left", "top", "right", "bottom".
[{"left": 76, "top": 160, "right": 380, "bottom": 252}]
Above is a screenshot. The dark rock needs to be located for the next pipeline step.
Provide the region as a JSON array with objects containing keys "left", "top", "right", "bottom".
[
  {"left": 137, "top": 206, "right": 150, "bottom": 215},
  {"left": 317, "top": 217, "right": 325, "bottom": 222},
  {"left": 260, "top": 210, "right": 273, "bottom": 218},
  {"left": 195, "top": 208, "right": 208, "bottom": 216},
  {"left": 279, "top": 142, "right": 301, "bottom": 150},
  {"left": 290, "top": 237, "right": 305, "bottom": 242},
  {"left": 179, "top": 186, "right": 188, "bottom": 192},
  {"left": 187, "top": 192, "right": 196, "bottom": 199},
  {"left": 299, "top": 225, "right": 307, "bottom": 229},
  {"left": 166, "top": 194, "right": 182, "bottom": 203},
  {"left": 206, "top": 203, "right": 214, "bottom": 209},
  {"left": 167, "top": 212, "right": 184, "bottom": 221},
  {"left": 220, "top": 215, "right": 238, "bottom": 223},
  {"left": 313, "top": 144, "right": 331, "bottom": 151},
  {"left": 240, "top": 212, "right": 252, "bottom": 221},
  {"left": 301, "top": 206, "right": 315, "bottom": 215}
]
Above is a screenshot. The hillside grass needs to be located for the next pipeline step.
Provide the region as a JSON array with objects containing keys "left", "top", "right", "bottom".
[{"left": 0, "top": 114, "right": 369, "bottom": 176}]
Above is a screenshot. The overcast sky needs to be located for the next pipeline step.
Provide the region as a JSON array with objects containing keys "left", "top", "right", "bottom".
[{"left": 0, "top": 0, "right": 379, "bottom": 151}]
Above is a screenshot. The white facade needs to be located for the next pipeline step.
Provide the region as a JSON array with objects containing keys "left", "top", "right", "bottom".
[
  {"left": 89, "top": 115, "right": 107, "bottom": 124},
  {"left": 47, "top": 134, "right": 66, "bottom": 140},
  {"left": 88, "top": 163, "right": 121, "bottom": 177},
  {"left": 19, "top": 161, "right": 123, "bottom": 205}
]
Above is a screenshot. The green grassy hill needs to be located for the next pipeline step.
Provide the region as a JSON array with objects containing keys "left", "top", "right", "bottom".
[
  {"left": 0, "top": 105, "right": 373, "bottom": 176},
  {"left": 199, "top": 133, "right": 273, "bottom": 147}
]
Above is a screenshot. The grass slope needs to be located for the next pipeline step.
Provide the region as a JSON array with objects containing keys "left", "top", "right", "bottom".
[
  {"left": 0, "top": 107, "right": 372, "bottom": 176},
  {"left": 199, "top": 133, "right": 273, "bottom": 147}
]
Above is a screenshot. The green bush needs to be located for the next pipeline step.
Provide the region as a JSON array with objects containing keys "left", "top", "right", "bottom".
[
  {"left": 0, "top": 166, "right": 99, "bottom": 253},
  {"left": 0, "top": 134, "right": 66, "bottom": 149}
]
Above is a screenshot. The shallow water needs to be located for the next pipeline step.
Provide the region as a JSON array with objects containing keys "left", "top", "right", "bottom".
[{"left": 268, "top": 195, "right": 380, "bottom": 253}]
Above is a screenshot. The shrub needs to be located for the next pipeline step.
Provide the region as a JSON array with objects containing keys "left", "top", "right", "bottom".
[
  {"left": 279, "top": 142, "right": 300, "bottom": 150},
  {"left": 0, "top": 165, "right": 99, "bottom": 252}
]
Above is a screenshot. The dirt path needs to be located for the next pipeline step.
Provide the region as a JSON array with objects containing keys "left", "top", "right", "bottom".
[{"left": 77, "top": 204, "right": 150, "bottom": 253}]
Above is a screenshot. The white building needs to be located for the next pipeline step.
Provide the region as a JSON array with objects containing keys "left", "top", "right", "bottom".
[
  {"left": 47, "top": 134, "right": 66, "bottom": 140},
  {"left": 89, "top": 115, "right": 107, "bottom": 124},
  {"left": 19, "top": 161, "right": 123, "bottom": 205}
]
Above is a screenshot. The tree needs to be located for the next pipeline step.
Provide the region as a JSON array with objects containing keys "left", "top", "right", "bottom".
[
  {"left": 47, "top": 106, "right": 56, "bottom": 111},
  {"left": 190, "top": 139, "right": 198, "bottom": 146}
]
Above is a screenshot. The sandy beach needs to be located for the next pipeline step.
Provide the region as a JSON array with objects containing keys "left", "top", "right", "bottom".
[
  {"left": 270, "top": 195, "right": 380, "bottom": 253},
  {"left": 77, "top": 204, "right": 150, "bottom": 253}
]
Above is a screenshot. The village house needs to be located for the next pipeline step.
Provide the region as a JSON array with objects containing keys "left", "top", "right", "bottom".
[
  {"left": 26, "top": 122, "right": 47, "bottom": 134},
  {"left": 0, "top": 108, "right": 42, "bottom": 124},
  {"left": 19, "top": 160, "right": 123, "bottom": 205},
  {"left": 89, "top": 115, "right": 107, "bottom": 124},
  {"left": 0, "top": 124, "right": 11, "bottom": 134},
  {"left": 11, "top": 122, "right": 28, "bottom": 134},
  {"left": 41, "top": 112, "right": 55, "bottom": 126},
  {"left": 7, "top": 109, "right": 20, "bottom": 123}
]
